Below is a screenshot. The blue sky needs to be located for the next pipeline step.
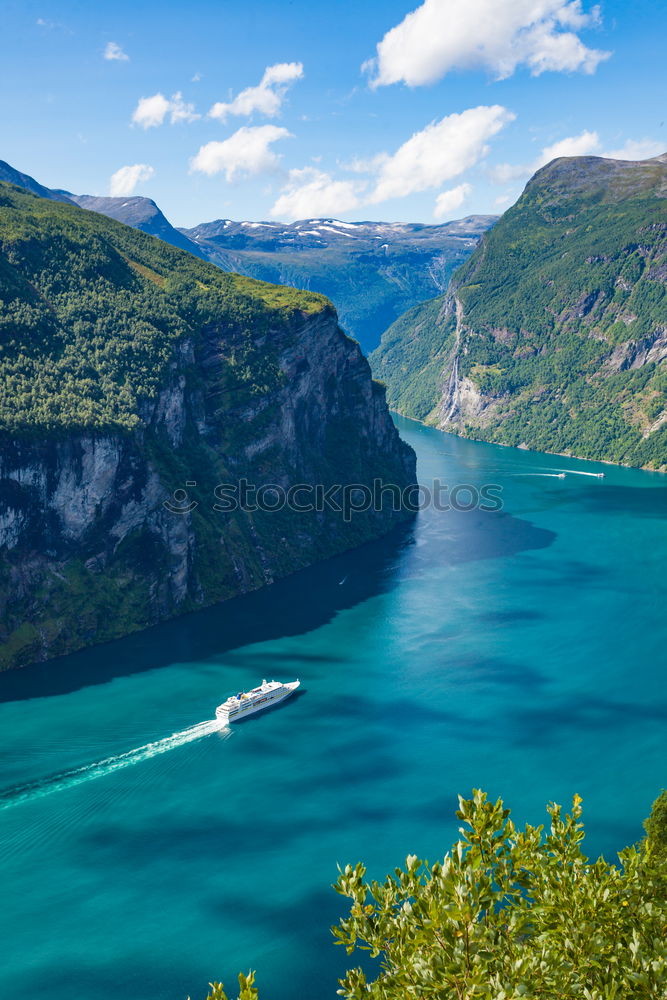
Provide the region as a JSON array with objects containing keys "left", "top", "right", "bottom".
[{"left": 2, "top": 0, "right": 665, "bottom": 226}]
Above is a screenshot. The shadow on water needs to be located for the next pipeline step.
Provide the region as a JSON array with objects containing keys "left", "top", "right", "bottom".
[
  {"left": 0, "top": 498, "right": 556, "bottom": 705},
  {"left": 574, "top": 484, "right": 667, "bottom": 520},
  {"left": 0, "top": 521, "right": 417, "bottom": 705}
]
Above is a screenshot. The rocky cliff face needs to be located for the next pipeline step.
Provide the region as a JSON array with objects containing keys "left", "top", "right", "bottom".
[
  {"left": 0, "top": 185, "right": 415, "bottom": 669},
  {"left": 372, "top": 153, "right": 667, "bottom": 470}
]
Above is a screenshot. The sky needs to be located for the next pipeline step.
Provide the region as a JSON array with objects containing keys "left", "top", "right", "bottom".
[{"left": 1, "top": 0, "right": 666, "bottom": 227}]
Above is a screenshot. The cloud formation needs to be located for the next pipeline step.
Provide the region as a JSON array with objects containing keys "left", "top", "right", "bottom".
[
  {"left": 370, "top": 105, "right": 514, "bottom": 203},
  {"left": 270, "top": 168, "right": 362, "bottom": 220},
  {"left": 490, "top": 132, "right": 665, "bottom": 190},
  {"left": 132, "top": 92, "right": 199, "bottom": 128},
  {"left": 190, "top": 125, "right": 292, "bottom": 180},
  {"left": 490, "top": 129, "right": 600, "bottom": 183},
  {"left": 109, "top": 164, "right": 155, "bottom": 197},
  {"left": 209, "top": 62, "right": 303, "bottom": 121},
  {"left": 605, "top": 138, "right": 665, "bottom": 161},
  {"left": 433, "top": 182, "right": 472, "bottom": 219},
  {"left": 270, "top": 105, "right": 511, "bottom": 219},
  {"left": 104, "top": 41, "right": 128, "bottom": 61},
  {"left": 365, "top": 0, "right": 610, "bottom": 87}
]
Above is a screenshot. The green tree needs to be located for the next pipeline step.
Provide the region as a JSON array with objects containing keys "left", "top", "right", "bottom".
[
  {"left": 644, "top": 789, "right": 667, "bottom": 864},
  {"left": 333, "top": 790, "right": 667, "bottom": 999},
  {"left": 192, "top": 971, "right": 259, "bottom": 1000},
  {"left": 199, "top": 791, "right": 667, "bottom": 999}
]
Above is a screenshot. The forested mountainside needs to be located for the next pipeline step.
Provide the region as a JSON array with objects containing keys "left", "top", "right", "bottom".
[
  {"left": 0, "top": 157, "right": 495, "bottom": 352},
  {"left": 0, "top": 182, "right": 415, "bottom": 669},
  {"left": 371, "top": 153, "right": 667, "bottom": 470}
]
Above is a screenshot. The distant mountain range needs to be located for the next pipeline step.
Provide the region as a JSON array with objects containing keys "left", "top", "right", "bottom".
[
  {"left": 0, "top": 159, "right": 495, "bottom": 352},
  {"left": 371, "top": 152, "right": 667, "bottom": 470}
]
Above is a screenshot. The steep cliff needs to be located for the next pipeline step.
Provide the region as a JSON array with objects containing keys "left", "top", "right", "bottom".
[
  {"left": 0, "top": 183, "right": 415, "bottom": 669},
  {"left": 371, "top": 154, "right": 667, "bottom": 470}
]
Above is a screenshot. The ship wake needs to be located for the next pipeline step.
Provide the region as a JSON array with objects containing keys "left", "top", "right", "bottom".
[{"left": 0, "top": 718, "right": 228, "bottom": 812}]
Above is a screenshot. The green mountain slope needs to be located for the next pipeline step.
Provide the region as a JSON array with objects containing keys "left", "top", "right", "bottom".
[
  {"left": 0, "top": 159, "right": 497, "bottom": 354},
  {"left": 0, "top": 182, "right": 415, "bottom": 669},
  {"left": 371, "top": 154, "right": 667, "bottom": 470}
]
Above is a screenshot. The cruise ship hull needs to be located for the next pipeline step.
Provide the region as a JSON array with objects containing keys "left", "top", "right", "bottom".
[{"left": 216, "top": 680, "right": 299, "bottom": 723}]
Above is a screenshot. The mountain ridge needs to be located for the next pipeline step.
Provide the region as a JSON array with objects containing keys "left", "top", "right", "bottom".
[
  {"left": 371, "top": 152, "right": 667, "bottom": 471},
  {"left": 0, "top": 157, "right": 495, "bottom": 351}
]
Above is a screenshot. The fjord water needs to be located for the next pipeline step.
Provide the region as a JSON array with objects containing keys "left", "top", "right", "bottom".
[{"left": 1, "top": 416, "right": 666, "bottom": 1000}]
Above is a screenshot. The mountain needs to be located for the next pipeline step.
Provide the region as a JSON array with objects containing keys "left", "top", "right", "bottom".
[
  {"left": 180, "top": 216, "right": 497, "bottom": 352},
  {"left": 64, "top": 193, "right": 206, "bottom": 257},
  {"left": 371, "top": 153, "right": 667, "bottom": 471},
  {"left": 0, "top": 158, "right": 495, "bottom": 353},
  {"left": 0, "top": 182, "right": 415, "bottom": 670},
  {"left": 0, "top": 159, "right": 74, "bottom": 204}
]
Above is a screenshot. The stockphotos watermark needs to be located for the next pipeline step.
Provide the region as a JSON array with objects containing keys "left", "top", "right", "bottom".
[{"left": 163, "top": 478, "right": 503, "bottom": 522}]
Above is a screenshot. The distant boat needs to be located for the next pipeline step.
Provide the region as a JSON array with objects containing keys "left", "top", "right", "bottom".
[
  {"left": 556, "top": 473, "right": 566, "bottom": 479},
  {"left": 216, "top": 679, "right": 300, "bottom": 723}
]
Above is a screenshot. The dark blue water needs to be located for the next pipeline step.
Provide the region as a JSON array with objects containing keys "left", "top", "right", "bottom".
[{"left": 1, "top": 416, "right": 666, "bottom": 1000}]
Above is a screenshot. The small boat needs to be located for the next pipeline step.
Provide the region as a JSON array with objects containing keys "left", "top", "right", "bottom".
[{"left": 216, "top": 679, "right": 300, "bottom": 723}]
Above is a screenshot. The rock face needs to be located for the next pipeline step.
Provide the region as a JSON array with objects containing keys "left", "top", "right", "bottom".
[
  {"left": 371, "top": 153, "right": 667, "bottom": 470},
  {"left": 0, "top": 185, "right": 415, "bottom": 669}
]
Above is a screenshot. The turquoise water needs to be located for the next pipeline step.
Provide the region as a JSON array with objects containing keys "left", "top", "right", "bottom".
[{"left": 1, "top": 416, "right": 666, "bottom": 1000}]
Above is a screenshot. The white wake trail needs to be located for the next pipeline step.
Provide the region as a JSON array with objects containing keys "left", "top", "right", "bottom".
[
  {"left": 553, "top": 469, "right": 605, "bottom": 478},
  {"left": 0, "top": 718, "right": 229, "bottom": 811}
]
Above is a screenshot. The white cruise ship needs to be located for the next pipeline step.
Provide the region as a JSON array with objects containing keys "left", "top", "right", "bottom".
[{"left": 216, "top": 679, "right": 300, "bottom": 723}]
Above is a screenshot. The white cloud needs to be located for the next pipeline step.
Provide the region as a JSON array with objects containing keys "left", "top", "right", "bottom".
[
  {"left": 433, "top": 182, "right": 472, "bottom": 219},
  {"left": 269, "top": 104, "right": 511, "bottom": 219},
  {"left": 490, "top": 129, "right": 600, "bottom": 183},
  {"left": 268, "top": 105, "right": 511, "bottom": 219},
  {"left": 169, "top": 92, "right": 200, "bottom": 124},
  {"left": 370, "top": 105, "right": 514, "bottom": 203},
  {"left": 604, "top": 138, "right": 665, "bottom": 161},
  {"left": 132, "top": 94, "right": 170, "bottom": 128},
  {"left": 131, "top": 92, "right": 199, "bottom": 129},
  {"left": 495, "top": 192, "right": 514, "bottom": 208},
  {"left": 104, "top": 41, "right": 128, "bottom": 62},
  {"left": 209, "top": 62, "right": 303, "bottom": 121},
  {"left": 341, "top": 153, "right": 390, "bottom": 174},
  {"left": 109, "top": 164, "right": 155, "bottom": 197},
  {"left": 540, "top": 130, "right": 602, "bottom": 161},
  {"left": 270, "top": 168, "right": 363, "bottom": 220},
  {"left": 365, "top": 0, "right": 610, "bottom": 87},
  {"left": 190, "top": 125, "right": 292, "bottom": 180}
]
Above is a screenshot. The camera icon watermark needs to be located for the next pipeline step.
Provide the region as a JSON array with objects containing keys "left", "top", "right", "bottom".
[{"left": 163, "top": 481, "right": 199, "bottom": 514}]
